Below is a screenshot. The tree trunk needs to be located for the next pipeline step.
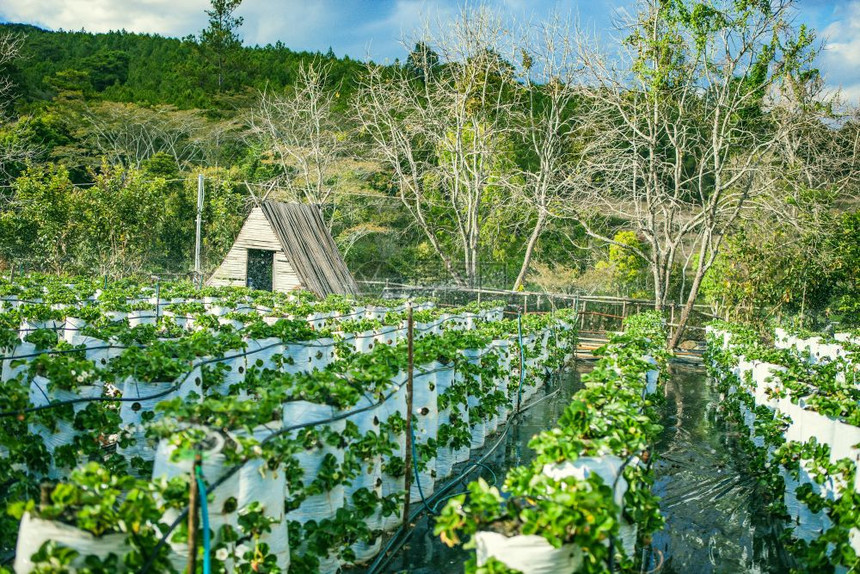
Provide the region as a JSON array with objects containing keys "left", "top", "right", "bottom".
[
  {"left": 512, "top": 214, "right": 545, "bottom": 291},
  {"left": 651, "top": 261, "right": 664, "bottom": 312},
  {"left": 668, "top": 261, "right": 708, "bottom": 349}
]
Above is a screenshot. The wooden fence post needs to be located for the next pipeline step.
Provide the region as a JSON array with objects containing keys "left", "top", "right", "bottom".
[{"left": 402, "top": 303, "right": 415, "bottom": 526}]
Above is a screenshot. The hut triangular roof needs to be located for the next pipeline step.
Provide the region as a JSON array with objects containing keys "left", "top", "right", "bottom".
[{"left": 260, "top": 201, "right": 359, "bottom": 297}]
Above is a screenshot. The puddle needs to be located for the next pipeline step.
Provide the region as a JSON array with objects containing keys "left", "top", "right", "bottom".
[{"left": 649, "top": 364, "right": 793, "bottom": 573}]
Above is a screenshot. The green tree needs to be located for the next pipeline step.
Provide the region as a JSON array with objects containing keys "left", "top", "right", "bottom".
[
  {"left": 570, "top": 0, "right": 820, "bottom": 347},
  {"left": 0, "top": 164, "right": 79, "bottom": 273},
  {"left": 200, "top": 0, "right": 244, "bottom": 92},
  {"left": 595, "top": 231, "right": 649, "bottom": 296}
]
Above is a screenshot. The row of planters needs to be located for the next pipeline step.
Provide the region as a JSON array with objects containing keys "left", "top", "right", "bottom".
[
  {"left": 0, "top": 288, "right": 578, "bottom": 571},
  {"left": 434, "top": 311, "right": 667, "bottom": 574},
  {"left": 773, "top": 328, "right": 860, "bottom": 367},
  {"left": 705, "top": 322, "right": 860, "bottom": 572},
  {"left": 0, "top": 299, "right": 533, "bottom": 484},
  {"left": 0, "top": 272, "right": 524, "bottom": 333}
]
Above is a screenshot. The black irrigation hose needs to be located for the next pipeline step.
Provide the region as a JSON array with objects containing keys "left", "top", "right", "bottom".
[
  {"left": 365, "top": 370, "right": 563, "bottom": 574},
  {"left": 0, "top": 338, "right": 288, "bottom": 417},
  {"left": 139, "top": 382, "right": 407, "bottom": 574},
  {"left": 0, "top": 309, "right": 537, "bottom": 418}
]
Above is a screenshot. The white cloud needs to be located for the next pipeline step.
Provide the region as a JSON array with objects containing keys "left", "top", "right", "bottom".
[
  {"left": 0, "top": 0, "right": 204, "bottom": 36},
  {"left": 818, "top": 1, "right": 860, "bottom": 104}
]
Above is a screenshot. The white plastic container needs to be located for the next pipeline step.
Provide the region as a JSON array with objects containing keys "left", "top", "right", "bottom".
[
  {"left": 14, "top": 513, "right": 131, "bottom": 573},
  {"left": 474, "top": 531, "right": 582, "bottom": 574}
]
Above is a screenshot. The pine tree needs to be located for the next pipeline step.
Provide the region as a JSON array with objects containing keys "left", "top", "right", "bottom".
[{"left": 200, "top": 0, "right": 243, "bottom": 92}]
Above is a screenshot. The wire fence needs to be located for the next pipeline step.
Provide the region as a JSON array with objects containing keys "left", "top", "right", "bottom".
[{"left": 358, "top": 280, "right": 718, "bottom": 345}]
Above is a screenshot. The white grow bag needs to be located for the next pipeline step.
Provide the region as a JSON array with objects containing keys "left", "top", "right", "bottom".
[
  {"left": 491, "top": 340, "right": 513, "bottom": 421},
  {"left": 211, "top": 348, "right": 247, "bottom": 396},
  {"left": 379, "top": 376, "right": 408, "bottom": 531},
  {"left": 15, "top": 513, "right": 131, "bottom": 573},
  {"left": 127, "top": 309, "right": 157, "bottom": 328},
  {"left": 283, "top": 401, "right": 346, "bottom": 524},
  {"left": 462, "top": 349, "right": 487, "bottom": 451},
  {"left": 374, "top": 325, "right": 404, "bottom": 347},
  {"left": 474, "top": 531, "right": 582, "bottom": 574},
  {"left": 28, "top": 377, "right": 104, "bottom": 478},
  {"left": 306, "top": 338, "right": 336, "bottom": 372},
  {"left": 118, "top": 366, "right": 202, "bottom": 463},
  {"left": 345, "top": 396, "right": 385, "bottom": 536},
  {"left": 281, "top": 343, "right": 310, "bottom": 375},
  {"left": 1, "top": 342, "right": 37, "bottom": 382},
  {"left": 542, "top": 455, "right": 636, "bottom": 557},
  {"left": 433, "top": 364, "right": 460, "bottom": 480},
  {"left": 349, "top": 330, "right": 377, "bottom": 354},
  {"left": 244, "top": 337, "right": 284, "bottom": 372},
  {"left": 62, "top": 316, "right": 88, "bottom": 344},
  {"left": 79, "top": 336, "right": 121, "bottom": 368},
  {"left": 410, "top": 362, "right": 440, "bottom": 502}
]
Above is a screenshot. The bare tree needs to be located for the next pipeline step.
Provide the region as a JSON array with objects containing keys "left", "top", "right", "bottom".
[
  {"left": 0, "top": 31, "right": 32, "bottom": 179},
  {"left": 569, "top": 0, "right": 819, "bottom": 346},
  {"left": 250, "top": 61, "right": 346, "bottom": 224},
  {"left": 82, "top": 102, "right": 211, "bottom": 169},
  {"left": 509, "top": 15, "right": 593, "bottom": 290},
  {"left": 355, "top": 6, "right": 519, "bottom": 287},
  {"left": 756, "top": 75, "right": 860, "bottom": 231}
]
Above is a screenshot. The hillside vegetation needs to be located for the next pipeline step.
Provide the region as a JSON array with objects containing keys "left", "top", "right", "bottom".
[{"left": 0, "top": 0, "right": 858, "bottom": 340}]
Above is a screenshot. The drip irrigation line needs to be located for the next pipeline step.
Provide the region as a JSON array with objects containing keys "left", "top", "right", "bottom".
[{"left": 0, "top": 338, "right": 288, "bottom": 417}]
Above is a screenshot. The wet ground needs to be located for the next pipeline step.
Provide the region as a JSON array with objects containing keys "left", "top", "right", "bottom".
[
  {"left": 377, "top": 367, "right": 588, "bottom": 573},
  {"left": 376, "top": 363, "right": 792, "bottom": 573},
  {"left": 650, "top": 364, "right": 793, "bottom": 573}
]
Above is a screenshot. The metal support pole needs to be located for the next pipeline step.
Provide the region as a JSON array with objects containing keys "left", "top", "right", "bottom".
[
  {"left": 194, "top": 174, "right": 204, "bottom": 288},
  {"left": 402, "top": 302, "right": 415, "bottom": 525},
  {"left": 187, "top": 453, "right": 201, "bottom": 574}
]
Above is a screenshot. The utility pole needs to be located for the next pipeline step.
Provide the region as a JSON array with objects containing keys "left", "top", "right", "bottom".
[{"left": 195, "top": 174, "right": 204, "bottom": 288}]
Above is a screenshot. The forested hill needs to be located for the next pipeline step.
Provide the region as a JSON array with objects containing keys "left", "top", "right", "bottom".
[{"left": 1, "top": 23, "right": 365, "bottom": 111}]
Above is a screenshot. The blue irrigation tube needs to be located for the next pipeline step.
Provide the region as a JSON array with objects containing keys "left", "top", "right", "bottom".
[{"left": 195, "top": 466, "right": 212, "bottom": 574}]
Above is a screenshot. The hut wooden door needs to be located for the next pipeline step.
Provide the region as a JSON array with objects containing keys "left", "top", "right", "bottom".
[{"left": 246, "top": 249, "right": 274, "bottom": 291}]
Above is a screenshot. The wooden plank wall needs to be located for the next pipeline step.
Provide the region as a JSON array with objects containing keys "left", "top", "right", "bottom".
[{"left": 207, "top": 207, "right": 301, "bottom": 292}]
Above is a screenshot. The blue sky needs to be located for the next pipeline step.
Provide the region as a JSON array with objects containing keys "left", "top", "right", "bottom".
[{"left": 2, "top": 0, "right": 859, "bottom": 101}]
